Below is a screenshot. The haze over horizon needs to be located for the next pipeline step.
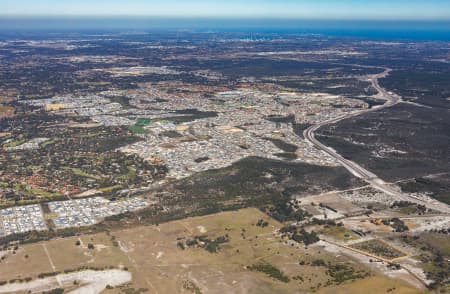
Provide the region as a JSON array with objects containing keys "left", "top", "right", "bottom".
[
  {"left": 1, "top": 0, "right": 450, "bottom": 21},
  {"left": 1, "top": 1, "right": 450, "bottom": 40}
]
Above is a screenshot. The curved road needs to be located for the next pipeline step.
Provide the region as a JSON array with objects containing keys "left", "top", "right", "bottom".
[{"left": 303, "top": 69, "right": 450, "bottom": 213}]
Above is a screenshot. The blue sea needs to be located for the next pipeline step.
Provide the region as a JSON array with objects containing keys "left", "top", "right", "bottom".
[{"left": 0, "top": 17, "right": 449, "bottom": 41}]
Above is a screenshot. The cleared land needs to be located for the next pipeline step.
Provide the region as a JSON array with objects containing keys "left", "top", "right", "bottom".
[
  {"left": 0, "top": 270, "right": 131, "bottom": 294},
  {"left": 350, "top": 239, "right": 407, "bottom": 260},
  {"left": 0, "top": 208, "right": 421, "bottom": 293}
]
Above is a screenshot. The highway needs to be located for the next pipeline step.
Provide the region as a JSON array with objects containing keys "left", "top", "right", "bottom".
[{"left": 303, "top": 69, "right": 450, "bottom": 214}]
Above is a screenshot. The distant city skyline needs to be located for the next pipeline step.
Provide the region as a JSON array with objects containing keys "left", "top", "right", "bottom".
[{"left": 1, "top": 0, "right": 450, "bottom": 21}]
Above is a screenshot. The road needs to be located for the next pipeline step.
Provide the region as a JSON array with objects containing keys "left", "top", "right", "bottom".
[
  {"left": 303, "top": 69, "right": 450, "bottom": 214},
  {"left": 319, "top": 239, "right": 429, "bottom": 289}
]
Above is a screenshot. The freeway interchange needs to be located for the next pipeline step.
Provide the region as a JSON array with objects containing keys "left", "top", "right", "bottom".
[{"left": 303, "top": 69, "right": 450, "bottom": 214}]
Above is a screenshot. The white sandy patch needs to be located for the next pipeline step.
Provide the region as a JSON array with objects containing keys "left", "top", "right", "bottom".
[
  {"left": 156, "top": 251, "right": 164, "bottom": 259},
  {"left": 197, "top": 225, "right": 207, "bottom": 233},
  {"left": 73, "top": 189, "right": 101, "bottom": 198},
  {"left": 118, "top": 240, "right": 135, "bottom": 253},
  {"left": 95, "top": 244, "right": 108, "bottom": 252},
  {"left": 0, "top": 269, "right": 131, "bottom": 294}
]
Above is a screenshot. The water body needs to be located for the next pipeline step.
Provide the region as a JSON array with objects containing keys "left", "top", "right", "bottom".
[{"left": 0, "top": 17, "right": 449, "bottom": 41}]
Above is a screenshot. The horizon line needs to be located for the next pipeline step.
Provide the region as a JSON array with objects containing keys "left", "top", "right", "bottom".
[{"left": 1, "top": 14, "right": 450, "bottom": 22}]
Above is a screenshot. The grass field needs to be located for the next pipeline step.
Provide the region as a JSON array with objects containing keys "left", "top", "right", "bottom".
[
  {"left": 0, "top": 209, "right": 422, "bottom": 293},
  {"left": 320, "top": 225, "right": 360, "bottom": 242},
  {"left": 99, "top": 185, "right": 122, "bottom": 193},
  {"left": 26, "top": 186, "right": 63, "bottom": 198},
  {"left": 40, "top": 138, "right": 59, "bottom": 148},
  {"left": 64, "top": 167, "right": 100, "bottom": 180},
  {"left": 2, "top": 139, "right": 27, "bottom": 148},
  {"left": 0, "top": 233, "right": 131, "bottom": 283},
  {"left": 127, "top": 125, "right": 148, "bottom": 134},
  {"left": 136, "top": 118, "right": 151, "bottom": 126},
  {"left": 318, "top": 276, "right": 427, "bottom": 294},
  {"left": 11, "top": 183, "right": 63, "bottom": 198}
]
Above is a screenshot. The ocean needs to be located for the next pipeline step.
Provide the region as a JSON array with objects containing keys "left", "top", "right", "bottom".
[{"left": 0, "top": 17, "right": 449, "bottom": 41}]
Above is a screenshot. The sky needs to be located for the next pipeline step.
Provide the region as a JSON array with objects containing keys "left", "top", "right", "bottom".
[{"left": 1, "top": 0, "right": 450, "bottom": 20}]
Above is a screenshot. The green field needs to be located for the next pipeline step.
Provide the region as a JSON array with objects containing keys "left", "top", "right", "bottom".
[
  {"left": 127, "top": 125, "right": 148, "bottom": 134},
  {"left": 98, "top": 185, "right": 122, "bottom": 193},
  {"left": 321, "top": 225, "right": 360, "bottom": 242},
  {"left": 40, "top": 138, "right": 59, "bottom": 148},
  {"left": 64, "top": 167, "right": 99, "bottom": 180},
  {"left": 136, "top": 118, "right": 151, "bottom": 126},
  {"left": 3, "top": 139, "right": 27, "bottom": 148}
]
